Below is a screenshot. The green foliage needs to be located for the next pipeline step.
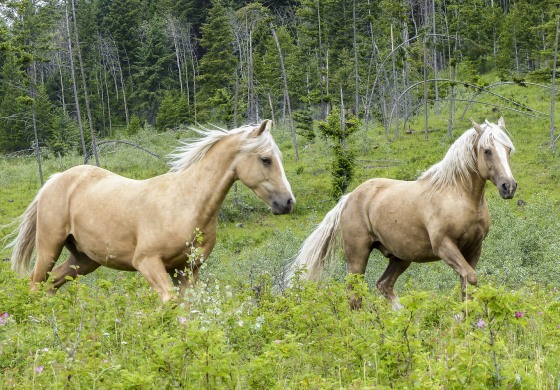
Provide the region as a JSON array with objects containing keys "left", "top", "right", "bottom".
[
  {"left": 317, "top": 107, "right": 359, "bottom": 198},
  {"left": 196, "top": 0, "right": 238, "bottom": 124},
  {"left": 0, "top": 263, "right": 558, "bottom": 388},
  {"left": 125, "top": 115, "right": 142, "bottom": 136},
  {"left": 293, "top": 109, "right": 315, "bottom": 142},
  {"left": 156, "top": 90, "right": 191, "bottom": 131}
]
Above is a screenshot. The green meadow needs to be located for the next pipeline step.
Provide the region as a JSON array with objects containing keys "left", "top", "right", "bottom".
[{"left": 1, "top": 80, "right": 560, "bottom": 388}]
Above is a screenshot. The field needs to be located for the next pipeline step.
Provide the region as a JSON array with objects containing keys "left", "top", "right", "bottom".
[{"left": 1, "top": 82, "right": 560, "bottom": 388}]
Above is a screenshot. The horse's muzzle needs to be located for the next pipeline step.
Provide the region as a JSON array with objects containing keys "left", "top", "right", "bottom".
[
  {"left": 271, "top": 196, "right": 295, "bottom": 215},
  {"left": 499, "top": 180, "right": 517, "bottom": 199}
]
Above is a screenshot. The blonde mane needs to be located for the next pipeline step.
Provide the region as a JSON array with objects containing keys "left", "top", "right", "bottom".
[
  {"left": 418, "top": 121, "right": 514, "bottom": 192},
  {"left": 168, "top": 124, "right": 281, "bottom": 172}
]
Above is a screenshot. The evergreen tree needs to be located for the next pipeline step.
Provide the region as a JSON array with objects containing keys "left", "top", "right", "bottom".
[
  {"left": 0, "top": 54, "right": 29, "bottom": 152},
  {"left": 196, "top": 0, "right": 238, "bottom": 124},
  {"left": 317, "top": 107, "right": 359, "bottom": 198},
  {"left": 156, "top": 90, "right": 191, "bottom": 130},
  {"left": 132, "top": 18, "right": 175, "bottom": 125}
]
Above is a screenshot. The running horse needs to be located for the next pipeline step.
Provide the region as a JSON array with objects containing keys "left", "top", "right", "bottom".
[
  {"left": 9, "top": 120, "right": 295, "bottom": 302},
  {"left": 285, "top": 118, "right": 516, "bottom": 309}
]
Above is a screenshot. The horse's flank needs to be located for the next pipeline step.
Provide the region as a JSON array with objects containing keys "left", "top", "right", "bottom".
[
  {"left": 286, "top": 118, "right": 516, "bottom": 310},
  {"left": 9, "top": 120, "right": 295, "bottom": 302}
]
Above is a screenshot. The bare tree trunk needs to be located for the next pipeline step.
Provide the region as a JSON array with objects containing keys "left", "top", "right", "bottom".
[
  {"left": 71, "top": 0, "right": 99, "bottom": 166},
  {"left": 432, "top": 0, "right": 439, "bottom": 115},
  {"left": 352, "top": 0, "right": 359, "bottom": 116},
  {"left": 268, "top": 93, "right": 276, "bottom": 125},
  {"left": 391, "top": 24, "right": 399, "bottom": 137},
  {"left": 234, "top": 74, "right": 239, "bottom": 128},
  {"left": 271, "top": 25, "right": 299, "bottom": 161},
  {"left": 65, "top": 1, "right": 87, "bottom": 158},
  {"left": 423, "top": 36, "right": 429, "bottom": 139},
  {"left": 551, "top": 16, "right": 559, "bottom": 152},
  {"left": 55, "top": 52, "right": 67, "bottom": 114},
  {"left": 29, "top": 61, "right": 44, "bottom": 185},
  {"left": 113, "top": 45, "right": 130, "bottom": 126}
]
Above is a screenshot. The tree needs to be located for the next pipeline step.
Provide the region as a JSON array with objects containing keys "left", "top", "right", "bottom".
[
  {"left": 132, "top": 18, "right": 174, "bottom": 125},
  {"left": 196, "top": 0, "right": 238, "bottom": 124},
  {"left": 317, "top": 107, "right": 359, "bottom": 198}
]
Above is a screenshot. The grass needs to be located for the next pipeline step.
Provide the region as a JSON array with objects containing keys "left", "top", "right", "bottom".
[{"left": 1, "top": 77, "right": 560, "bottom": 387}]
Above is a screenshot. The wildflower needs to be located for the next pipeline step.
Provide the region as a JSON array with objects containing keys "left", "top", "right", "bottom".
[
  {"left": 476, "top": 319, "right": 486, "bottom": 329},
  {"left": 515, "top": 311, "right": 525, "bottom": 319},
  {"left": 115, "top": 318, "right": 121, "bottom": 324},
  {"left": 0, "top": 313, "right": 8, "bottom": 325},
  {"left": 274, "top": 340, "right": 281, "bottom": 344},
  {"left": 35, "top": 366, "right": 44, "bottom": 374},
  {"left": 178, "top": 317, "right": 187, "bottom": 324},
  {"left": 538, "top": 311, "right": 543, "bottom": 316}
]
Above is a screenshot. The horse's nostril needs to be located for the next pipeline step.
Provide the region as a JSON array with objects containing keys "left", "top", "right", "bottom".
[
  {"left": 287, "top": 198, "right": 293, "bottom": 206},
  {"left": 502, "top": 183, "right": 509, "bottom": 191}
]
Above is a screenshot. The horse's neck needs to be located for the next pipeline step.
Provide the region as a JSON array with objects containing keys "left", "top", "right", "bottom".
[
  {"left": 465, "top": 170, "right": 487, "bottom": 206},
  {"left": 177, "top": 137, "right": 239, "bottom": 219}
]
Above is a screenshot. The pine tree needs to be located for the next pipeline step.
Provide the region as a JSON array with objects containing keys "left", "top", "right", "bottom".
[
  {"left": 0, "top": 54, "right": 29, "bottom": 152},
  {"left": 132, "top": 18, "right": 175, "bottom": 125},
  {"left": 196, "top": 0, "right": 238, "bottom": 124}
]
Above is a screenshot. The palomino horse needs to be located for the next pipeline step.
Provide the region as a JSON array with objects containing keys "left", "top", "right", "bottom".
[
  {"left": 285, "top": 118, "right": 516, "bottom": 309},
  {"left": 9, "top": 120, "right": 294, "bottom": 302}
]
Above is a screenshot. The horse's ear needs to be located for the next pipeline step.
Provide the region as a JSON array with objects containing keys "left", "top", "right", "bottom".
[
  {"left": 470, "top": 118, "right": 484, "bottom": 135},
  {"left": 498, "top": 116, "right": 506, "bottom": 128},
  {"left": 251, "top": 119, "right": 272, "bottom": 137}
]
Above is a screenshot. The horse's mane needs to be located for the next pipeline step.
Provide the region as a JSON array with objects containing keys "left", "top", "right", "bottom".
[
  {"left": 418, "top": 121, "right": 515, "bottom": 191},
  {"left": 168, "top": 124, "right": 280, "bottom": 172}
]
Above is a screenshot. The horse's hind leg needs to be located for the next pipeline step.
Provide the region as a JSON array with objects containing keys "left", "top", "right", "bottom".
[
  {"left": 30, "top": 235, "right": 66, "bottom": 289},
  {"left": 376, "top": 256, "right": 411, "bottom": 310},
  {"left": 341, "top": 231, "right": 373, "bottom": 310},
  {"left": 50, "top": 250, "right": 101, "bottom": 290}
]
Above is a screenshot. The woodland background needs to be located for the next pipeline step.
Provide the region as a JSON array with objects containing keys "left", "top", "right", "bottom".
[
  {"left": 2, "top": 0, "right": 560, "bottom": 387},
  {"left": 1, "top": 0, "right": 560, "bottom": 163}
]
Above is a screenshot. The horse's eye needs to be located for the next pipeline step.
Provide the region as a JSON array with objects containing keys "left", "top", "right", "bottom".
[
  {"left": 261, "top": 157, "right": 272, "bottom": 166},
  {"left": 484, "top": 149, "right": 491, "bottom": 156}
]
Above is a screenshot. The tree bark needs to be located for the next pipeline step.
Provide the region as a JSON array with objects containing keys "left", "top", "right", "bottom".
[
  {"left": 65, "top": 0, "right": 87, "bottom": 159},
  {"left": 71, "top": 0, "right": 99, "bottom": 165},
  {"left": 551, "top": 16, "right": 559, "bottom": 152},
  {"left": 271, "top": 25, "right": 299, "bottom": 161}
]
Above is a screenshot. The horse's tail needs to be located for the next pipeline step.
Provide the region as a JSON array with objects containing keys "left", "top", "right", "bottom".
[
  {"left": 6, "top": 174, "right": 60, "bottom": 275},
  {"left": 285, "top": 194, "right": 350, "bottom": 284},
  {"left": 7, "top": 193, "right": 39, "bottom": 275}
]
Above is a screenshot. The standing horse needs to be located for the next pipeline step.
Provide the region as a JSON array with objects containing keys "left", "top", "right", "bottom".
[
  {"left": 9, "top": 120, "right": 295, "bottom": 302},
  {"left": 285, "top": 118, "right": 516, "bottom": 309}
]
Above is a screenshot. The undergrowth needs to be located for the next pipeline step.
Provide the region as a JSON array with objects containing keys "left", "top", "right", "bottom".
[
  {"left": 1, "top": 265, "right": 558, "bottom": 388},
  {"left": 1, "top": 80, "right": 560, "bottom": 387}
]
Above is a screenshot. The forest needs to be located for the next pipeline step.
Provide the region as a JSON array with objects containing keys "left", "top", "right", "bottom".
[
  {"left": 2, "top": 0, "right": 560, "bottom": 388},
  {"left": 1, "top": 0, "right": 559, "bottom": 161}
]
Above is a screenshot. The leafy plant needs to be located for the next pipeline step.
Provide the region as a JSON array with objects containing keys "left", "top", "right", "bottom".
[{"left": 317, "top": 107, "right": 359, "bottom": 198}]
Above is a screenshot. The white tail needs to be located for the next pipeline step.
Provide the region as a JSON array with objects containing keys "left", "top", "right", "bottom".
[
  {"left": 7, "top": 194, "right": 39, "bottom": 275},
  {"left": 284, "top": 195, "right": 349, "bottom": 284},
  {"left": 7, "top": 173, "right": 60, "bottom": 275}
]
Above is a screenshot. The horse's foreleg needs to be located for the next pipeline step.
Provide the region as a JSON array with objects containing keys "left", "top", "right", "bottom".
[
  {"left": 434, "top": 237, "right": 477, "bottom": 286},
  {"left": 461, "top": 246, "right": 482, "bottom": 300},
  {"left": 376, "top": 256, "right": 411, "bottom": 310},
  {"left": 134, "top": 256, "right": 174, "bottom": 302}
]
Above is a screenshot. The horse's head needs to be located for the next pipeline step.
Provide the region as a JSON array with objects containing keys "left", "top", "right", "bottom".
[
  {"left": 472, "top": 117, "right": 517, "bottom": 199},
  {"left": 235, "top": 120, "right": 295, "bottom": 214}
]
